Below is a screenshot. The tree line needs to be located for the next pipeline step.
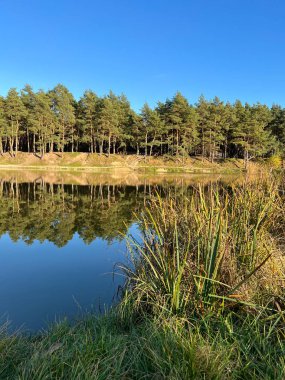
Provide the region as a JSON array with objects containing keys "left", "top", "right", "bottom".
[{"left": 1, "top": 84, "right": 285, "bottom": 165}]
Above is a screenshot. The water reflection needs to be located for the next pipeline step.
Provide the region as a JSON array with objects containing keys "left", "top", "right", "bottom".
[
  {"left": 0, "top": 171, "right": 245, "bottom": 246},
  {"left": 0, "top": 181, "right": 142, "bottom": 246},
  {"left": 0, "top": 171, "right": 247, "bottom": 331}
]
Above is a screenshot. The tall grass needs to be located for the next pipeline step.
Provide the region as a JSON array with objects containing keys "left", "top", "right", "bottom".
[
  {"left": 121, "top": 179, "right": 285, "bottom": 320},
  {"left": 116, "top": 177, "right": 285, "bottom": 377}
]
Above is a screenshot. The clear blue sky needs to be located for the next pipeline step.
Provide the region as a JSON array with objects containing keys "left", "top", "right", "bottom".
[{"left": 0, "top": 0, "right": 284, "bottom": 110}]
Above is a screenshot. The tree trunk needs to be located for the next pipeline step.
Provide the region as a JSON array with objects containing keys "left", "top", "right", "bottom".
[
  {"left": 9, "top": 137, "right": 14, "bottom": 157},
  {"left": 15, "top": 135, "right": 18, "bottom": 157},
  {"left": 176, "top": 129, "right": 179, "bottom": 155},
  {"left": 27, "top": 129, "right": 30, "bottom": 153},
  {"left": 108, "top": 132, "right": 111, "bottom": 156},
  {"left": 15, "top": 120, "right": 19, "bottom": 157},
  {"left": 90, "top": 125, "right": 94, "bottom": 154},
  {"left": 224, "top": 139, "right": 227, "bottom": 159},
  {"left": 62, "top": 126, "right": 65, "bottom": 154},
  {"left": 113, "top": 138, "right": 116, "bottom": 154},
  {"left": 244, "top": 149, "right": 249, "bottom": 170}
]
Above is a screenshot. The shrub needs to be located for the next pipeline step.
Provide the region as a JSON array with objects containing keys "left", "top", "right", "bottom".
[{"left": 267, "top": 155, "right": 283, "bottom": 168}]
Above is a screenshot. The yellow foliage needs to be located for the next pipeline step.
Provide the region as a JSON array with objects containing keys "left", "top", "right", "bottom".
[{"left": 267, "top": 155, "right": 282, "bottom": 168}]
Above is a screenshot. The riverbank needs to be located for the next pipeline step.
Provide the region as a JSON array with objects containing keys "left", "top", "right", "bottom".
[
  {"left": 1, "top": 176, "right": 285, "bottom": 379},
  {"left": 2, "top": 309, "right": 284, "bottom": 379},
  {"left": 0, "top": 152, "right": 261, "bottom": 174}
]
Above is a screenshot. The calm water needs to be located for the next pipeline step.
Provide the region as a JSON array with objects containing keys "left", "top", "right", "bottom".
[{"left": 0, "top": 171, "right": 242, "bottom": 332}]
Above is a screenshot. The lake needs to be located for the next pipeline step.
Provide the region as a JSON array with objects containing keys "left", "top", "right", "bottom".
[{"left": 0, "top": 170, "right": 244, "bottom": 332}]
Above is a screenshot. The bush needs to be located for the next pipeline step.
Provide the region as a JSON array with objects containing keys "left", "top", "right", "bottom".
[{"left": 267, "top": 155, "right": 283, "bottom": 168}]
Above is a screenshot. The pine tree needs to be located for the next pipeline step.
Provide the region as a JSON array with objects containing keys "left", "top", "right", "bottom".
[
  {"left": 267, "top": 105, "right": 285, "bottom": 154},
  {"left": 78, "top": 90, "right": 99, "bottom": 153},
  {"left": 5, "top": 88, "right": 27, "bottom": 156},
  {"left": 0, "top": 96, "right": 6, "bottom": 155},
  {"left": 179, "top": 105, "right": 199, "bottom": 158},
  {"left": 130, "top": 112, "right": 144, "bottom": 155},
  {"left": 21, "top": 84, "right": 37, "bottom": 153},
  {"left": 114, "top": 94, "right": 133, "bottom": 154},
  {"left": 140, "top": 103, "right": 164, "bottom": 157},
  {"left": 96, "top": 96, "right": 119, "bottom": 156},
  {"left": 33, "top": 90, "right": 57, "bottom": 156},
  {"left": 49, "top": 84, "right": 76, "bottom": 153},
  {"left": 196, "top": 95, "right": 209, "bottom": 158},
  {"left": 232, "top": 102, "right": 274, "bottom": 168}
]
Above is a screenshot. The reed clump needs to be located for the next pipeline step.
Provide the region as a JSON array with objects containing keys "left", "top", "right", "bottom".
[{"left": 121, "top": 179, "right": 285, "bottom": 318}]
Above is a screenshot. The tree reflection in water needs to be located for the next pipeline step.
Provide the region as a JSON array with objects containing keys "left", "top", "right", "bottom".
[{"left": 0, "top": 172, "right": 246, "bottom": 247}]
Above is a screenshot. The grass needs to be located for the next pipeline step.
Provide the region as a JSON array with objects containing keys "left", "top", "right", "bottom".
[
  {"left": 1, "top": 312, "right": 285, "bottom": 379},
  {"left": 1, "top": 174, "right": 285, "bottom": 379}
]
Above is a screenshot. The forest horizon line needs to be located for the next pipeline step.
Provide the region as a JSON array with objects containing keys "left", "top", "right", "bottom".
[{"left": 0, "top": 83, "right": 285, "bottom": 164}]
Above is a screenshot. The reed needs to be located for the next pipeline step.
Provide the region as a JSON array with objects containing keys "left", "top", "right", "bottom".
[{"left": 121, "top": 178, "right": 285, "bottom": 318}]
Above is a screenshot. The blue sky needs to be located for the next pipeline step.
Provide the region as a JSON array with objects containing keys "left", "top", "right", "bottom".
[{"left": 0, "top": 0, "right": 284, "bottom": 110}]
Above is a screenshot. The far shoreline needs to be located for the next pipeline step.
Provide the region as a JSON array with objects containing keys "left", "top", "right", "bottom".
[{"left": 0, "top": 152, "right": 265, "bottom": 175}]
